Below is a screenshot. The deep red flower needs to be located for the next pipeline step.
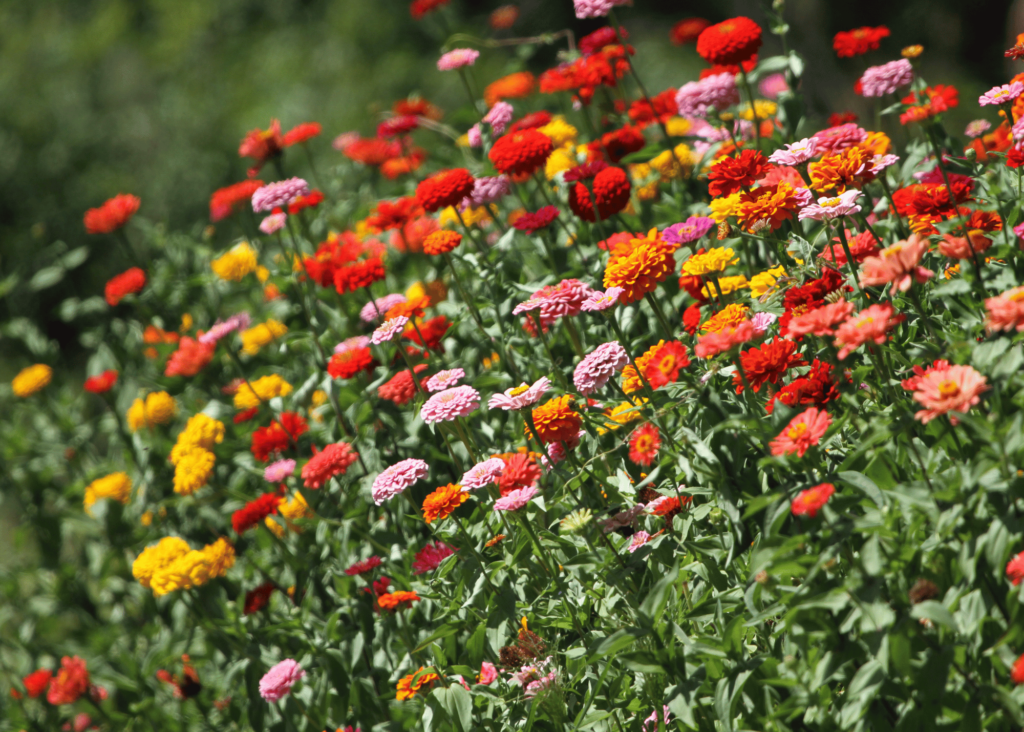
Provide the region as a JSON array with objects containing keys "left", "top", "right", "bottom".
[
  {"left": 828, "top": 111, "right": 859, "bottom": 127},
  {"left": 378, "top": 365, "right": 429, "bottom": 406},
  {"left": 766, "top": 360, "right": 841, "bottom": 414},
  {"left": 670, "top": 18, "right": 710, "bottom": 45},
  {"left": 512, "top": 206, "right": 559, "bottom": 234},
  {"left": 232, "top": 493, "right": 282, "bottom": 533},
  {"left": 779, "top": 268, "right": 848, "bottom": 337},
  {"left": 579, "top": 26, "right": 627, "bottom": 56},
  {"left": 410, "top": 0, "right": 449, "bottom": 19},
  {"left": 165, "top": 337, "right": 215, "bottom": 378},
  {"left": 243, "top": 583, "right": 276, "bottom": 614},
  {"left": 282, "top": 122, "right": 322, "bottom": 147},
  {"left": 345, "top": 556, "right": 383, "bottom": 576},
  {"left": 696, "top": 17, "right": 762, "bottom": 66},
  {"left": 508, "top": 111, "right": 553, "bottom": 134},
  {"left": 733, "top": 338, "right": 806, "bottom": 394},
  {"left": 833, "top": 26, "right": 890, "bottom": 58},
  {"left": 105, "top": 267, "right": 147, "bottom": 306},
  {"left": 708, "top": 149, "right": 770, "bottom": 197},
  {"left": 238, "top": 120, "right": 283, "bottom": 175},
  {"left": 416, "top": 169, "right": 475, "bottom": 212},
  {"left": 84, "top": 370, "right": 118, "bottom": 394},
  {"left": 699, "top": 56, "right": 758, "bottom": 79},
  {"left": 328, "top": 347, "right": 376, "bottom": 379},
  {"left": 288, "top": 190, "right": 324, "bottom": 215},
  {"left": 47, "top": 656, "right": 89, "bottom": 706},
  {"left": 628, "top": 89, "right": 679, "bottom": 127},
  {"left": 234, "top": 407, "right": 259, "bottom": 424},
  {"left": 567, "top": 166, "right": 631, "bottom": 222},
  {"left": 84, "top": 194, "right": 141, "bottom": 234},
  {"left": 334, "top": 257, "right": 386, "bottom": 294},
  {"left": 378, "top": 116, "right": 420, "bottom": 138},
  {"left": 682, "top": 303, "right": 703, "bottom": 335},
  {"left": 412, "top": 542, "right": 455, "bottom": 574},
  {"left": 1012, "top": 654, "right": 1024, "bottom": 685},
  {"left": 210, "top": 181, "right": 263, "bottom": 222},
  {"left": 629, "top": 424, "right": 661, "bottom": 466},
  {"left": 367, "top": 197, "right": 424, "bottom": 232},
  {"left": 22, "top": 669, "right": 52, "bottom": 698},
  {"left": 489, "top": 130, "right": 554, "bottom": 177},
  {"left": 251, "top": 413, "right": 309, "bottom": 461},
  {"left": 404, "top": 315, "right": 450, "bottom": 351},
  {"left": 589, "top": 125, "right": 646, "bottom": 163}
]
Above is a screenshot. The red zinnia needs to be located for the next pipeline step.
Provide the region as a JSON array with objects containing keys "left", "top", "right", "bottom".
[
  {"left": 696, "top": 17, "right": 762, "bottom": 66},
  {"left": 509, "top": 111, "right": 553, "bottom": 134},
  {"left": 378, "top": 365, "right": 429, "bottom": 406},
  {"left": 302, "top": 443, "right": 359, "bottom": 489},
  {"left": 512, "top": 206, "right": 559, "bottom": 234},
  {"left": 567, "top": 166, "right": 631, "bottom": 222},
  {"left": 84, "top": 370, "right": 118, "bottom": 394},
  {"left": 628, "top": 89, "right": 679, "bottom": 127},
  {"left": 579, "top": 27, "right": 626, "bottom": 56},
  {"left": 22, "top": 669, "right": 52, "bottom": 698},
  {"left": 1012, "top": 654, "right": 1024, "bottom": 685},
  {"left": 334, "top": 257, "right": 386, "bottom": 294},
  {"left": 682, "top": 304, "right": 703, "bottom": 335},
  {"left": 328, "top": 348, "right": 376, "bottom": 379},
  {"left": 345, "top": 556, "right": 383, "bottom": 576},
  {"left": 105, "top": 267, "right": 147, "bottom": 306},
  {"left": 791, "top": 483, "right": 835, "bottom": 517},
  {"left": 416, "top": 169, "right": 475, "bottom": 212},
  {"left": 210, "top": 180, "right": 263, "bottom": 222},
  {"left": 589, "top": 125, "right": 646, "bottom": 164},
  {"left": 489, "top": 129, "right": 554, "bottom": 177},
  {"left": 251, "top": 413, "right": 309, "bottom": 462},
  {"left": 288, "top": 190, "right": 324, "bottom": 215},
  {"left": 239, "top": 120, "right": 284, "bottom": 174},
  {"left": 708, "top": 149, "right": 770, "bottom": 198},
  {"left": 670, "top": 18, "right": 710, "bottom": 45},
  {"left": 282, "top": 122, "right": 322, "bottom": 147},
  {"left": 404, "top": 316, "right": 450, "bottom": 351},
  {"left": 733, "top": 338, "right": 806, "bottom": 394},
  {"left": 84, "top": 194, "right": 141, "bottom": 234},
  {"left": 629, "top": 424, "right": 661, "bottom": 466},
  {"left": 243, "top": 583, "right": 276, "bottom": 614},
  {"left": 766, "top": 359, "right": 840, "bottom": 414},
  {"left": 496, "top": 452, "right": 542, "bottom": 495},
  {"left": 232, "top": 493, "right": 282, "bottom": 533},
  {"left": 412, "top": 542, "right": 455, "bottom": 574},
  {"left": 342, "top": 138, "right": 403, "bottom": 166},
  {"left": 410, "top": 0, "right": 449, "bottom": 19},
  {"left": 234, "top": 407, "right": 259, "bottom": 424},
  {"left": 644, "top": 341, "right": 690, "bottom": 389},
  {"left": 46, "top": 656, "right": 89, "bottom": 706},
  {"left": 367, "top": 197, "right": 423, "bottom": 232},
  {"left": 377, "top": 115, "right": 420, "bottom": 138},
  {"left": 833, "top": 26, "right": 890, "bottom": 58}
]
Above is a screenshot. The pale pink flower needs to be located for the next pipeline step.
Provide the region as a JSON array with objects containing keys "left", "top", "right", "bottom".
[
  {"left": 484, "top": 102, "right": 514, "bottom": 135},
  {"left": 812, "top": 123, "right": 868, "bottom": 154},
  {"left": 426, "top": 368, "right": 465, "bottom": 392},
  {"left": 869, "top": 154, "right": 899, "bottom": 174},
  {"left": 372, "top": 458, "right": 429, "bottom": 505},
  {"left": 546, "top": 431, "right": 582, "bottom": 464},
  {"left": 858, "top": 235, "right": 934, "bottom": 291},
  {"left": 370, "top": 316, "right": 409, "bottom": 345},
  {"left": 759, "top": 73, "right": 789, "bottom": 100},
  {"left": 264, "top": 459, "right": 296, "bottom": 483},
  {"left": 420, "top": 385, "right": 481, "bottom": 423},
  {"left": 695, "top": 321, "right": 756, "bottom": 358},
  {"left": 478, "top": 661, "right": 498, "bottom": 685},
  {"left": 751, "top": 312, "right": 777, "bottom": 334},
  {"left": 258, "top": 659, "right": 305, "bottom": 702},
  {"left": 494, "top": 485, "right": 538, "bottom": 511},
  {"left": 573, "top": 341, "right": 629, "bottom": 395},
  {"left": 786, "top": 300, "right": 855, "bottom": 338},
  {"left": 979, "top": 81, "right": 1024, "bottom": 107},
  {"left": 573, "top": 0, "right": 631, "bottom": 19},
  {"left": 628, "top": 531, "right": 652, "bottom": 553},
  {"left": 260, "top": 212, "right": 287, "bottom": 234},
  {"left": 769, "top": 407, "right": 831, "bottom": 457},
  {"left": 794, "top": 187, "right": 814, "bottom": 207},
  {"left": 768, "top": 138, "right": 817, "bottom": 166},
  {"left": 965, "top": 119, "right": 992, "bottom": 138},
  {"left": 859, "top": 59, "right": 914, "bottom": 98},
  {"left": 460, "top": 458, "right": 505, "bottom": 490},
  {"left": 675, "top": 73, "right": 740, "bottom": 118},
  {"left": 525, "top": 671, "right": 557, "bottom": 697},
  {"left": 360, "top": 294, "right": 406, "bottom": 323},
  {"left": 462, "top": 176, "right": 510, "bottom": 207},
  {"left": 985, "top": 286, "right": 1024, "bottom": 333},
  {"left": 834, "top": 303, "right": 902, "bottom": 360},
  {"left": 437, "top": 48, "right": 480, "bottom": 71},
  {"left": 335, "top": 335, "right": 371, "bottom": 353},
  {"left": 199, "top": 312, "right": 251, "bottom": 345},
  {"left": 252, "top": 178, "right": 310, "bottom": 213},
  {"left": 798, "top": 190, "right": 863, "bottom": 220},
  {"left": 911, "top": 364, "right": 988, "bottom": 424},
  {"left": 663, "top": 216, "right": 716, "bottom": 245},
  {"left": 581, "top": 287, "right": 624, "bottom": 312},
  {"left": 643, "top": 706, "right": 673, "bottom": 732},
  {"left": 938, "top": 232, "right": 992, "bottom": 260},
  {"left": 467, "top": 124, "right": 482, "bottom": 147},
  {"left": 600, "top": 504, "right": 645, "bottom": 533},
  {"left": 488, "top": 377, "right": 552, "bottom": 410}
]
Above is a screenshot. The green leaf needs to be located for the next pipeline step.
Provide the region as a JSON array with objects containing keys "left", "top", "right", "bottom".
[
  {"left": 29, "top": 265, "right": 65, "bottom": 291},
  {"left": 446, "top": 683, "right": 473, "bottom": 732},
  {"left": 910, "top": 601, "right": 959, "bottom": 633},
  {"left": 838, "top": 471, "right": 886, "bottom": 509},
  {"left": 591, "top": 628, "right": 649, "bottom": 659},
  {"left": 639, "top": 562, "right": 678, "bottom": 625}
]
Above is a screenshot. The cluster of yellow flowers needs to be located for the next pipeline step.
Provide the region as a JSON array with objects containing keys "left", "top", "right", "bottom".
[
  {"left": 170, "top": 414, "right": 224, "bottom": 495},
  {"left": 11, "top": 364, "right": 52, "bottom": 398},
  {"left": 84, "top": 472, "right": 132, "bottom": 514},
  {"left": 127, "top": 391, "right": 178, "bottom": 431},
  {"left": 541, "top": 117, "right": 582, "bottom": 180},
  {"left": 265, "top": 492, "right": 313, "bottom": 537},
  {"left": 240, "top": 319, "right": 288, "bottom": 356},
  {"left": 211, "top": 242, "right": 259, "bottom": 282},
  {"left": 681, "top": 247, "right": 739, "bottom": 277},
  {"left": 132, "top": 536, "right": 235, "bottom": 597},
  {"left": 439, "top": 205, "right": 491, "bottom": 229},
  {"left": 234, "top": 374, "right": 293, "bottom": 410},
  {"left": 598, "top": 397, "right": 647, "bottom": 435}
]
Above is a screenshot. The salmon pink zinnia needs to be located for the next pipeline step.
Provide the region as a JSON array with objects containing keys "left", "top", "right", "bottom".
[
  {"left": 258, "top": 659, "right": 305, "bottom": 702},
  {"left": 791, "top": 483, "right": 836, "bottom": 517},
  {"left": 859, "top": 235, "right": 934, "bottom": 291},
  {"left": 372, "top": 458, "right": 430, "bottom": 505},
  {"left": 833, "top": 303, "right": 902, "bottom": 360},
  {"left": 769, "top": 407, "right": 831, "bottom": 457},
  {"left": 910, "top": 363, "right": 988, "bottom": 424}
]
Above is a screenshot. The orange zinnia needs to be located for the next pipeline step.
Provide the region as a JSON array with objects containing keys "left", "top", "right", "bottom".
[
  {"left": 603, "top": 236, "right": 675, "bottom": 305},
  {"left": 484, "top": 71, "right": 536, "bottom": 107},
  {"left": 809, "top": 147, "right": 875, "bottom": 193},
  {"left": 735, "top": 184, "right": 799, "bottom": 232},
  {"left": 622, "top": 340, "right": 664, "bottom": 394},
  {"left": 377, "top": 590, "right": 421, "bottom": 611},
  {"left": 396, "top": 667, "right": 439, "bottom": 700},
  {"left": 529, "top": 395, "right": 582, "bottom": 444},
  {"left": 422, "top": 483, "right": 469, "bottom": 523}
]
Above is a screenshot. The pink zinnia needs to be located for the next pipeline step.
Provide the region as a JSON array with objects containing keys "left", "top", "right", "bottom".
[
  {"left": 979, "top": 81, "right": 1024, "bottom": 106},
  {"left": 751, "top": 312, "right": 777, "bottom": 334},
  {"left": 642, "top": 706, "right": 673, "bottom": 732},
  {"left": 759, "top": 73, "right": 789, "bottom": 99},
  {"left": 494, "top": 485, "right": 538, "bottom": 511},
  {"left": 581, "top": 287, "right": 624, "bottom": 312},
  {"left": 859, "top": 59, "right": 914, "bottom": 98},
  {"left": 573, "top": 341, "right": 629, "bottom": 395},
  {"left": 695, "top": 321, "right": 756, "bottom": 359},
  {"left": 517, "top": 279, "right": 598, "bottom": 330},
  {"left": 437, "top": 48, "right": 480, "bottom": 71},
  {"left": 259, "top": 659, "right": 305, "bottom": 702},
  {"left": 371, "top": 458, "right": 429, "bottom": 505},
  {"left": 573, "top": 0, "right": 631, "bottom": 19},
  {"left": 259, "top": 212, "right": 287, "bottom": 234},
  {"left": 462, "top": 176, "right": 511, "bottom": 207},
  {"left": 335, "top": 335, "right": 371, "bottom": 354},
  {"left": 426, "top": 368, "right": 466, "bottom": 392},
  {"left": 199, "top": 312, "right": 252, "bottom": 345},
  {"left": 371, "top": 316, "right": 409, "bottom": 345},
  {"left": 461, "top": 457, "right": 505, "bottom": 490},
  {"left": 675, "top": 73, "right": 740, "bottom": 118},
  {"left": 859, "top": 235, "right": 934, "bottom": 292},
  {"left": 483, "top": 102, "right": 514, "bottom": 135},
  {"left": 662, "top": 216, "right": 716, "bottom": 246},
  {"left": 869, "top": 154, "right": 900, "bottom": 174},
  {"left": 786, "top": 299, "right": 855, "bottom": 338},
  {"left": 834, "top": 303, "right": 902, "bottom": 360},
  {"left": 264, "top": 459, "right": 296, "bottom": 483},
  {"left": 252, "top": 178, "right": 310, "bottom": 213},
  {"left": 344, "top": 556, "right": 382, "bottom": 576},
  {"left": 628, "top": 531, "right": 652, "bottom": 553},
  {"left": 811, "top": 123, "right": 868, "bottom": 154},
  {"left": 985, "top": 286, "right": 1024, "bottom": 333},
  {"left": 769, "top": 407, "right": 831, "bottom": 457},
  {"left": 768, "top": 138, "right": 817, "bottom": 166},
  {"left": 413, "top": 542, "right": 455, "bottom": 574},
  {"left": 965, "top": 119, "right": 992, "bottom": 138},
  {"left": 911, "top": 364, "right": 988, "bottom": 424},
  {"left": 301, "top": 443, "right": 358, "bottom": 489},
  {"left": 1007, "top": 552, "right": 1024, "bottom": 585},
  {"left": 360, "top": 294, "right": 406, "bottom": 323},
  {"left": 488, "top": 377, "right": 551, "bottom": 410},
  {"left": 478, "top": 661, "right": 498, "bottom": 685},
  {"left": 938, "top": 232, "right": 992, "bottom": 260},
  {"left": 420, "top": 385, "right": 481, "bottom": 423},
  {"left": 798, "top": 190, "right": 863, "bottom": 221}
]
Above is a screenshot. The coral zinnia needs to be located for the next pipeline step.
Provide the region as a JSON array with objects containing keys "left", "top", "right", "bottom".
[
  {"left": 422, "top": 230, "right": 462, "bottom": 256},
  {"left": 858, "top": 235, "right": 934, "bottom": 292},
  {"left": 422, "top": 483, "right": 469, "bottom": 523},
  {"left": 105, "top": 267, "right": 147, "bottom": 306},
  {"left": 603, "top": 235, "right": 675, "bottom": 304},
  {"left": 489, "top": 129, "right": 554, "bottom": 176},
  {"left": 644, "top": 341, "right": 690, "bottom": 389},
  {"left": 530, "top": 395, "right": 582, "bottom": 444},
  {"left": 1007, "top": 552, "right": 1024, "bottom": 585},
  {"left": 484, "top": 71, "right": 536, "bottom": 107},
  {"left": 164, "top": 337, "right": 215, "bottom": 378},
  {"left": 770, "top": 407, "right": 831, "bottom": 458},
  {"left": 629, "top": 424, "right": 661, "bottom": 466},
  {"left": 696, "top": 17, "right": 762, "bottom": 66},
  {"left": 833, "top": 26, "right": 890, "bottom": 58},
  {"left": 791, "top": 483, "right": 836, "bottom": 517},
  {"left": 568, "top": 166, "right": 631, "bottom": 222},
  {"left": 84, "top": 369, "right": 118, "bottom": 394},
  {"left": 911, "top": 364, "right": 988, "bottom": 425},
  {"left": 985, "top": 286, "right": 1024, "bottom": 333},
  {"left": 282, "top": 122, "right": 321, "bottom": 147},
  {"left": 301, "top": 443, "right": 359, "bottom": 489},
  {"left": 46, "top": 656, "right": 89, "bottom": 706},
  {"left": 733, "top": 338, "right": 806, "bottom": 394},
  {"left": 416, "top": 169, "right": 475, "bottom": 212},
  {"left": 84, "top": 194, "right": 141, "bottom": 234},
  {"left": 210, "top": 180, "right": 263, "bottom": 221},
  {"left": 378, "top": 365, "right": 429, "bottom": 405},
  {"left": 328, "top": 347, "right": 375, "bottom": 379},
  {"left": 833, "top": 303, "right": 902, "bottom": 360}
]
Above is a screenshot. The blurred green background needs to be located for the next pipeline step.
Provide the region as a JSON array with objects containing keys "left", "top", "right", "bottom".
[{"left": 0, "top": 0, "right": 1020, "bottom": 370}]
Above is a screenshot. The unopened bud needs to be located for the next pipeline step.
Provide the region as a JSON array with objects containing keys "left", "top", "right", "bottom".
[{"left": 965, "top": 147, "right": 977, "bottom": 163}]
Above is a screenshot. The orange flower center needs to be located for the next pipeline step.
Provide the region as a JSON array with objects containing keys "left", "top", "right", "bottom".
[
  {"left": 787, "top": 423, "right": 808, "bottom": 440},
  {"left": 635, "top": 435, "right": 655, "bottom": 452},
  {"left": 508, "top": 384, "right": 530, "bottom": 397},
  {"left": 658, "top": 355, "right": 676, "bottom": 373},
  {"left": 938, "top": 380, "right": 960, "bottom": 397}
]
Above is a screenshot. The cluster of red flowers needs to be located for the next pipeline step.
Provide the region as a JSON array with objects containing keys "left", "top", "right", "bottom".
[
  {"left": 833, "top": 26, "right": 890, "bottom": 58},
  {"left": 232, "top": 493, "right": 282, "bottom": 534},
  {"left": 165, "top": 337, "right": 215, "bottom": 378},
  {"left": 708, "top": 149, "right": 770, "bottom": 197},
  {"left": 14, "top": 656, "right": 102, "bottom": 706},
  {"left": 539, "top": 43, "right": 632, "bottom": 105},
  {"left": 251, "top": 413, "right": 309, "bottom": 461},
  {"left": 779, "top": 268, "right": 848, "bottom": 337},
  {"left": 301, "top": 232, "right": 387, "bottom": 294},
  {"left": 891, "top": 172, "right": 974, "bottom": 233},
  {"left": 900, "top": 85, "right": 959, "bottom": 125},
  {"left": 490, "top": 130, "right": 553, "bottom": 177},
  {"left": 84, "top": 194, "right": 140, "bottom": 235},
  {"left": 734, "top": 339, "right": 806, "bottom": 394},
  {"left": 766, "top": 360, "right": 841, "bottom": 414},
  {"left": 588, "top": 124, "right": 645, "bottom": 164},
  {"left": 566, "top": 164, "right": 632, "bottom": 222},
  {"left": 627, "top": 89, "right": 679, "bottom": 128}
]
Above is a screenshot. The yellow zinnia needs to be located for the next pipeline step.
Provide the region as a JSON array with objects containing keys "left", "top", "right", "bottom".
[
  {"left": 84, "top": 472, "right": 132, "bottom": 514},
  {"left": 682, "top": 247, "right": 739, "bottom": 277},
  {"left": 240, "top": 319, "right": 288, "bottom": 356},
  {"left": 127, "top": 391, "right": 178, "bottom": 431},
  {"left": 211, "top": 242, "right": 258, "bottom": 282},
  {"left": 12, "top": 364, "right": 52, "bottom": 398},
  {"left": 234, "top": 374, "right": 292, "bottom": 410}
]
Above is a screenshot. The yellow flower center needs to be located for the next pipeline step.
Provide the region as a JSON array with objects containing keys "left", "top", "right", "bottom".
[
  {"left": 509, "top": 384, "right": 530, "bottom": 397},
  {"left": 938, "top": 380, "right": 960, "bottom": 398},
  {"left": 823, "top": 197, "right": 842, "bottom": 208},
  {"left": 787, "top": 423, "right": 808, "bottom": 440}
]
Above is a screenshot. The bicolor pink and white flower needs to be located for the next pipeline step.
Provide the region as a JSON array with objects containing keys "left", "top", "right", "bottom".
[
  {"left": 461, "top": 458, "right": 506, "bottom": 490},
  {"left": 426, "top": 368, "right": 465, "bottom": 392},
  {"left": 768, "top": 138, "right": 817, "bottom": 166},
  {"left": 494, "top": 485, "right": 539, "bottom": 511},
  {"left": 798, "top": 190, "right": 863, "bottom": 220},
  {"left": 370, "top": 316, "right": 409, "bottom": 345},
  {"left": 979, "top": 81, "right": 1024, "bottom": 107},
  {"left": 573, "top": 341, "right": 629, "bottom": 395},
  {"left": 488, "top": 377, "right": 552, "bottom": 410}
]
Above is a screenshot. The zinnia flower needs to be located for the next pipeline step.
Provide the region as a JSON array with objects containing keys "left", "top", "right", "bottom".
[
  {"left": 251, "top": 178, "right": 310, "bottom": 213},
  {"left": 371, "top": 316, "right": 409, "bottom": 345},
  {"left": 345, "top": 556, "right": 382, "bottom": 576},
  {"left": 696, "top": 17, "right": 762, "bottom": 66},
  {"left": 165, "top": 336, "right": 215, "bottom": 378},
  {"left": 413, "top": 542, "right": 455, "bottom": 574},
  {"left": 494, "top": 485, "right": 538, "bottom": 511},
  {"left": 423, "top": 230, "right": 462, "bottom": 256},
  {"left": 581, "top": 287, "right": 624, "bottom": 312},
  {"left": 259, "top": 659, "right": 305, "bottom": 702},
  {"left": 567, "top": 165, "right": 632, "bottom": 222},
  {"left": 12, "top": 364, "right": 52, "bottom": 398},
  {"left": 420, "top": 385, "right": 481, "bottom": 424},
  {"left": 488, "top": 378, "right": 552, "bottom": 410},
  {"left": 644, "top": 341, "right": 690, "bottom": 389},
  {"left": 791, "top": 483, "right": 835, "bottom": 517},
  {"left": 979, "top": 81, "right": 1024, "bottom": 106},
  {"left": 47, "top": 656, "right": 89, "bottom": 705},
  {"left": 211, "top": 242, "right": 258, "bottom": 281},
  {"left": 858, "top": 235, "right": 934, "bottom": 291},
  {"left": 84, "top": 472, "right": 131, "bottom": 514},
  {"left": 127, "top": 391, "right": 177, "bottom": 430},
  {"left": 985, "top": 286, "right": 1024, "bottom": 333},
  {"left": 675, "top": 73, "right": 739, "bottom": 118},
  {"left": 530, "top": 396, "right": 582, "bottom": 444},
  {"left": 438, "top": 48, "right": 479, "bottom": 70},
  {"left": 734, "top": 338, "right": 805, "bottom": 393},
  {"left": 833, "top": 26, "right": 890, "bottom": 58},
  {"left": 662, "top": 216, "right": 716, "bottom": 246},
  {"left": 416, "top": 169, "right": 475, "bottom": 212},
  {"left": 232, "top": 493, "right": 282, "bottom": 533},
  {"left": 84, "top": 194, "right": 140, "bottom": 234},
  {"left": 210, "top": 180, "right": 263, "bottom": 221},
  {"left": 425, "top": 368, "right": 465, "bottom": 392},
  {"left": 695, "top": 321, "right": 756, "bottom": 359},
  {"left": 798, "top": 190, "right": 863, "bottom": 220},
  {"left": 786, "top": 299, "right": 855, "bottom": 338},
  {"left": 199, "top": 312, "right": 252, "bottom": 345},
  {"left": 1006, "top": 552, "right": 1024, "bottom": 585},
  {"left": 378, "top": 590, "right": 421, "bottom": 611},
  {"left": 422, "top": 483, "right": 469, "bottom": 523},
  {"left": 1012, "top": 654, "right": 1024, "bottom": 685},
  {"left": 769, "top": 407, "right": 831, "bottom": 457},
  {"left": 859, "top": 59, "right": 914, "bottom": 97},
  {"left": 84, "top": 369, "right": 118, "bottom": 394},
  {"left": 104, "top": 266, "right": 147, "bottom": 306},
  {"left": 461, "top": 457, "right": 506, "bottom": 490},
  {"left": 628, "top": 424, "right": 661, "bottom": 466},
  {"left": 911, "top": 363, "right": 988, "bottom": 424},
  {"left": 603, "top": 235, "right": 675, "bottom": 304},
  {"left": 302, "top": 443, "right": 359, "bottom": 489},
  {"left": 372, "top": 458, "right": 429, "bottom": 505},
  {"left": 834, "top": 303, "right": 902, "bottom": 359},
  {"left": 573, "top": 341, "right": 629, "bottom": 395}
]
